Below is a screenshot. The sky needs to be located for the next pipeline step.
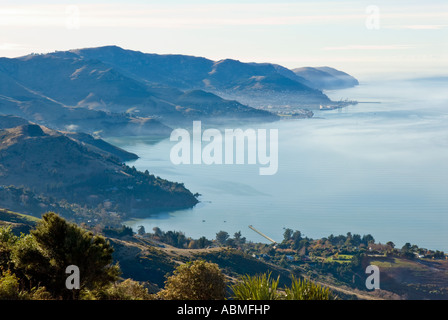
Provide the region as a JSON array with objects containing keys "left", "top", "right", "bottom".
[{"left": 1, "top": 0, "right": 447, "bottom": 80}]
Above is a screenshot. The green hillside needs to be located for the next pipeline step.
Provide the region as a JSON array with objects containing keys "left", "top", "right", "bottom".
[{"left": 0, "top": 207, "right": 40, "bottom": 234}]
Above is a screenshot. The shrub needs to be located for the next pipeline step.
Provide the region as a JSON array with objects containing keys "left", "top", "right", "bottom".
[
  {"left": 284, "top": 275, "right": 333, "bottom": 300},
  {"left": 158, "top": 260, "right": 226, "bottom": 300},
  {"left": 98, "top": 279, "right": 154, "bottom": 300},
  {"left": 0, "top": 271, "right": 21, "bottom": 300},
  {"left": 231, "top": 273, "right": 333, "bottom": 300},
  {"left": 230, "top": 272, "right": 280, "bottom": 300}
]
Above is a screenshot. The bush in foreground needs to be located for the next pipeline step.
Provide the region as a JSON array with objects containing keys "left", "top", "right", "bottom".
[
  {"left": 230, "top": 272, "right": 333, "bottom": 300},
  {"left": 158, "top": 260, "right": 227, "bottom": 300},
  {"left": 230, "top": 272, "right": 280, "bottom": 300}
]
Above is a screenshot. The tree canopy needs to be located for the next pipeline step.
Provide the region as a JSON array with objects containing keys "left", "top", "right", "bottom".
[{"left": 1, "top": 212, "right": 120, "bottom": 299}]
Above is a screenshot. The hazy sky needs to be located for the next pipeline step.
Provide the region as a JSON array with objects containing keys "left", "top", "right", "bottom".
[{"left": 1, "top": 0, "right": 447, "bottom": 79}]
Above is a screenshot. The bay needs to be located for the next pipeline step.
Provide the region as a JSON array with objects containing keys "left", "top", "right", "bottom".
[{"left": 108, "top": 78, "right": 448, "bottom": 251}]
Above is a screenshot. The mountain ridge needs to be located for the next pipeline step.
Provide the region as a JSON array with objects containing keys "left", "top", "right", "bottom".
[
  {"left": 0, "top": 48, "right": 279, "bottom": 133},
  {"left": 293, "top": 66, "right": 359, "bottom": 90},
  {"left": 60, "top": 45, "right": 336, "bottom": 108},
  {"left": 1, "top": 46, "right": 359, "bottom": 137}
]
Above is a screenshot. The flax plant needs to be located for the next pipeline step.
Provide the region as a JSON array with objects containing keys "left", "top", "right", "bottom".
[
  {"left": 230, "top": 272, "right": 280, "bottom": 300},
  {"left": 284, "top": 275, "right": 332, "bottom": 300}
]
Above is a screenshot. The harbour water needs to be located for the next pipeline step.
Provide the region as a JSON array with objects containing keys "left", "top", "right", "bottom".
[{"left": 109, "top": 77, "right": 448, "bottom": 251}]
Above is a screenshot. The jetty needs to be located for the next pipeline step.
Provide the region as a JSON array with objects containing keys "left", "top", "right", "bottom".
[{"left": 248, "top": 225, "right": 276, "bottom": 244}]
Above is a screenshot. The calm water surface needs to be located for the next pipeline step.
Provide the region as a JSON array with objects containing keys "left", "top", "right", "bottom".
[{"left": 109, "top": 78, "right": 448, "bottom": 251}]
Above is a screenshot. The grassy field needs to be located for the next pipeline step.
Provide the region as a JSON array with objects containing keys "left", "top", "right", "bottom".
[
  {"left": 0, "top": 207, "right": 40, "bottom": 234},
  {"left": 366, "top": 256, "right": 448, "bottom": 299}
]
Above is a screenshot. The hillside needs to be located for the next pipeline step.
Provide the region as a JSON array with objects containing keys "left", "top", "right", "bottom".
[
  {"left": 0, "top": 122, "right": 198, "bottom": 221},
  {"left": 0, "top": 46, "right": 361, "bottom": 132},
  {"left": 1, "top": 207, "right": 446, "bottom": 300},
  {"left": 0, "top": 207, "right": 39, "bottom": 235},
  {"left": 293, "top": 66, "right": 359, "bottom": 90},
  {"left": 0, "top": 67, "right": 172, "bottom": 137},
  {"left": 63, "top": 46, "right": 315, "bottom": 92},
  {"left": 101, "top": 231, "right": 448, "bottom": 300},
  {"left": 53, "top": 46, "right": 338, "bottom": 109},
  {"left": 0, "top": 51, "right": 278, "bottom": 132},
  {"left": 63, "top": 131, "right": 138, "bottom": 162},
  {"left": 110, "top": 236, "right": 295, "bottom": 292},
  {"left": 365, "top": 256, "right": 448, "bottom": 299},
  {"left": 0, "top": 115, "right": 138, "bottom": 162}
]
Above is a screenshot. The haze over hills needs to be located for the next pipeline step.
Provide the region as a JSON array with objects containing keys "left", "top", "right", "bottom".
[
  {"left": 292, "top": 67, "right": 359, "bottom": 90},
  {"left": 63, "top": 46, "right": 314, "bottom": 91},
  {"left": 0, "top": 115, "right": 138, "bottom": 162},
  {"left": 0, "top": 48, "right": 278, "bottom": 136},
  {"left": 0, "top": 64, "right": 172, "bottom": 137},
  {"left": 0, "top": 46, "right": 359, "bottom": 137},
  {"left": 61, "top": 45, "right": 344, "bottom": 109},
  {"left": 0, "top": 46, "right": 358, "bottom": 224}
]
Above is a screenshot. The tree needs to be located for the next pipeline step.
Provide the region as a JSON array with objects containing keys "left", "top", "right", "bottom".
[
  {"left": 232, "top": 231, "right": 246, "bottom": 246},
  {"left": 103, "top": 225, "right": 133, "bottom": 237},
  {"left": 0, "top": 226, "right": 18, "bottom": 271},
  {"left": 216, "top": 231, "right": 229, "bottom": 245},
  {"left": 234, "top": 231, "right": 241, "bottom": 240},
  {"left": 0, "top": 270, "right": 21, "bottom": 300},
  {"left": 152, "top": 227, "right": 163, "bottom": 238},
  {"left": 137, "top": 225, "right": 146, "bottom": 236},
  {"left": 158, "top": 260, "right": 226, "bottom": 300},
  {"left": 400, "top": 242, "right": 415, "bottom": 259},
  {"left": 401, "top": 242, "right": 412, "bottom": 252},
  {"left": 292, "top": 230, "right": 302, "bottom": 249},
  {"left": 344, "top": 232, "right": 353, "bottom": 246},
  {"left": 13, "top": 212, "right": 120, "bottom": 299},
  {"left": 352, "top": 234, "right": 362, "bottom": 246},
  {"left": 164, "top": 230, "right": 187, "bottom": 248},
  {"left": 386, "top": 241, "right": 395, "bottom": 249},
  {"left": 98, "top": 279, "right": 153, "bottom": 300},
  {"left": 197, "top": 236, "right": 211, "bottom": 249},
  {"left": 361, "top": 234, "right": 375, "bottom": 246},
  {"left": 283, "top": 228, "right": 293, "bottom": 242}
]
